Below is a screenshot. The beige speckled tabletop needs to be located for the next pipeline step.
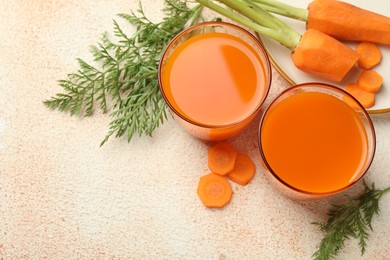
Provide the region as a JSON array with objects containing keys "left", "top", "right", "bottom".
[{"left": 1, "top": 0, "right": 390, "bottom": 259}]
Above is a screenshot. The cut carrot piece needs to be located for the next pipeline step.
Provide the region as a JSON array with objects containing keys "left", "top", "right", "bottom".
[
  {"left": 228, "top": 153, "right": 256, "bottom": 186},
  {"left": 291, "top": 29, "right": 360, "bottom": 82},
  {"left": 249, "top": 0, "right": 390, "bottom": 44},
  {"left": 356, "top": 42, "right": 382, "bottom": 70},
  {"left": 208, "top": 143, "right": 238, "bottom": 176},
  {"left": 197, "top": 173, "right": 233, "bottom": 208},
  {"left": 357, "top": 70, "right": 383, "bottom": 93},
  {"left": 345, "top": 83, "right": 375, "bottom": 109}
]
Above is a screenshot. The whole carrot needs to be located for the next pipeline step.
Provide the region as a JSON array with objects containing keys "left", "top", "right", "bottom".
[{"left": 249, "top": 0, "right": 390, "bottom": 44}]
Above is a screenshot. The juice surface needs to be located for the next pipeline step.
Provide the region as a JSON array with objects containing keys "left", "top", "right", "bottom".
[
  {"left": 161, "top": 32, "right": 266, "bottom": 126},
  {"left": 261, "top": 92, "right": 368, "bottom": 193}
]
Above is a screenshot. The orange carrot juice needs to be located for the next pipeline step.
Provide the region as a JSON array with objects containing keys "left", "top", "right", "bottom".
[
  {"left": 260, "top": 90, "right": 369, "bottom": 194},
  {"left": 160, "top": 30, "right": 268, "bottom": 129}
]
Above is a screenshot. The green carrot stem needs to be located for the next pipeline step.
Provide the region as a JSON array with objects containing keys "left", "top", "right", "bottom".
[
  {"left": 228, "top": 0, "right": 280, "bottom": 30},
  {"left": 195, "top": 0, "right": 289, "bottom": 44},
  {"left": 249, "top": 2, "right": 289, "bottom": 16},
  {"left": 195, "top": 0, "right": 300, "bottom": 50},
  {"left": 237, "top": 0, "right": 297, "bottom": 35},
  {"left": 382, "top": 187, "right": 390, "bottom": 195},
  {"left": 189, "top": 4, "right": 204, "bottom": 26},
  {"left": 235, "top": 0, "right": 284, "bottom": 30},
  {"left": 249, "top": 0, "right": 308, "bottom": 21}
]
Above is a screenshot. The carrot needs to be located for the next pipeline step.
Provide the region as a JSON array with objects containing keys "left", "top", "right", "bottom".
[
  {"left": 197, "top": 173, "right": 233, "bottom": 208},
  {"left": 208, "top": 143, "right": 238, "bottom": 176},
  {"left": 356, "top": 42, "right": 382, "bottom": 70},
  {"left": 196, "top": 0, "right": 360, "bottom": 83},
  {"left": 345, "top": 83, "right": 375, "bottom": 109},
  {"left": 228, "top": 153, "right": 256, "bottom": 186},
  {"left": 307, "top": 0, "right": 390, "bottom": 45},
  {"left": 291, "top": 29, "right": 360, "bottom": 82},
  {"left": 247, "top": 0, "right": 390, "bottom": 45},
  {"left": 357, "top": 70, "right": 383, "bottom": 93}
]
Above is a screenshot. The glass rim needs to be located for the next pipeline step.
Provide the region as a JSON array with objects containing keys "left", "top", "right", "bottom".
[
  {"left": 158, "top": 21, "right": 272, "bottom": 129},
  {"left": 258, "top": 82, "right": 377, "bottom": 196}
]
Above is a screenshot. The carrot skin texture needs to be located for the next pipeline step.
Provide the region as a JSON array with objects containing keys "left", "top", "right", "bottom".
[
  {"left": 197, "top": 173, "right": 233, "bottom": 208},
  {"left": 291, "top": 29, "right": 360, "bottom": 82},
  {"left": 307, "top": 0, "right": 390, "bottom": 44}
]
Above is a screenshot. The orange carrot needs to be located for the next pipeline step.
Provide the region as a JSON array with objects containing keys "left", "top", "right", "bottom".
[
  {"left": 307, "top": 0, "right": 390, "bottom": 45},
  {"left": 291, "top": 29, "right": 360, "bottom": 82},
  {"left": 208, "top": 143, "right": 238, "bottom": 176},
  {"left": 356, "top": 42, "right": 382, "bottom": 70},
  {"left": 228, "top": 153, "right": 256, "bottom": 186},
  {"left": 244, "top": 0, "right": 390, "bottom": 45},
  {"left": 197, "top": 173, "right": 233, "bottom": 208},
  {"left": 357, "top": 70, "right": 383, "bottom": 93},
  {"left": 345, "top": 83, "right": 375, "bottom": 109}
]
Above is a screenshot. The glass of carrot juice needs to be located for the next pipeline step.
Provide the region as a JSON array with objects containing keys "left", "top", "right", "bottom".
[
  {"left": 258, "top": 83, "right": 376, "bottom": 200},
  {"left": 158, "top": 22, "right": 271, "bottom": 141}
]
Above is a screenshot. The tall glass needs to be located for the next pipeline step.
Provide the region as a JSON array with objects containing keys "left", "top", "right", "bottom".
[{"left": 158, "top": 22, "right": 271, "bottom": 141}]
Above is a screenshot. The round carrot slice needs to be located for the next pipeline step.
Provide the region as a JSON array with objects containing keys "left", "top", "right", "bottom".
[
  {"left": 345, "top": 83, "right": 375, "bottom": 109},
  {"left": 208, "top": 143, "right": 238, "bottom": 176},
  {"left": 357, "top": 70, "right": 383, "bottom": 93},
  {"left": 228, "top": 153, "right": 256, "bottom": 186},
  {"left": 197, "top": 173, "right": 233, "bottom": 208},
  {"left": 356, "top": 42, "right": 382, "bottom": 70}
]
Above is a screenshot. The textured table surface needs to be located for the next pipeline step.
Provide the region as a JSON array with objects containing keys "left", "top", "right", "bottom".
[{"left": 1, "top": 0, "right": 390, "bottom": 259}]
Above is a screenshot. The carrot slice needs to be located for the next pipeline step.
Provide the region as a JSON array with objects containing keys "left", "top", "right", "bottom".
[
  {"left": 208, "top": 143, "right": 238, "bottom": 176},
  {"left": 345, "top": 83, "right": 375, "bottom": 109},
  {"left": 228, "top": 153, "right": 255, "bottom": 186},
  {"left": 197, "top": 173, "right": 233, "bottom": 208},
  {"left": 356, "top": 42, "right": 382, "bottom": 70},
  {"left": 357, "top": 70, "right": 383, "bottom": 93}
]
